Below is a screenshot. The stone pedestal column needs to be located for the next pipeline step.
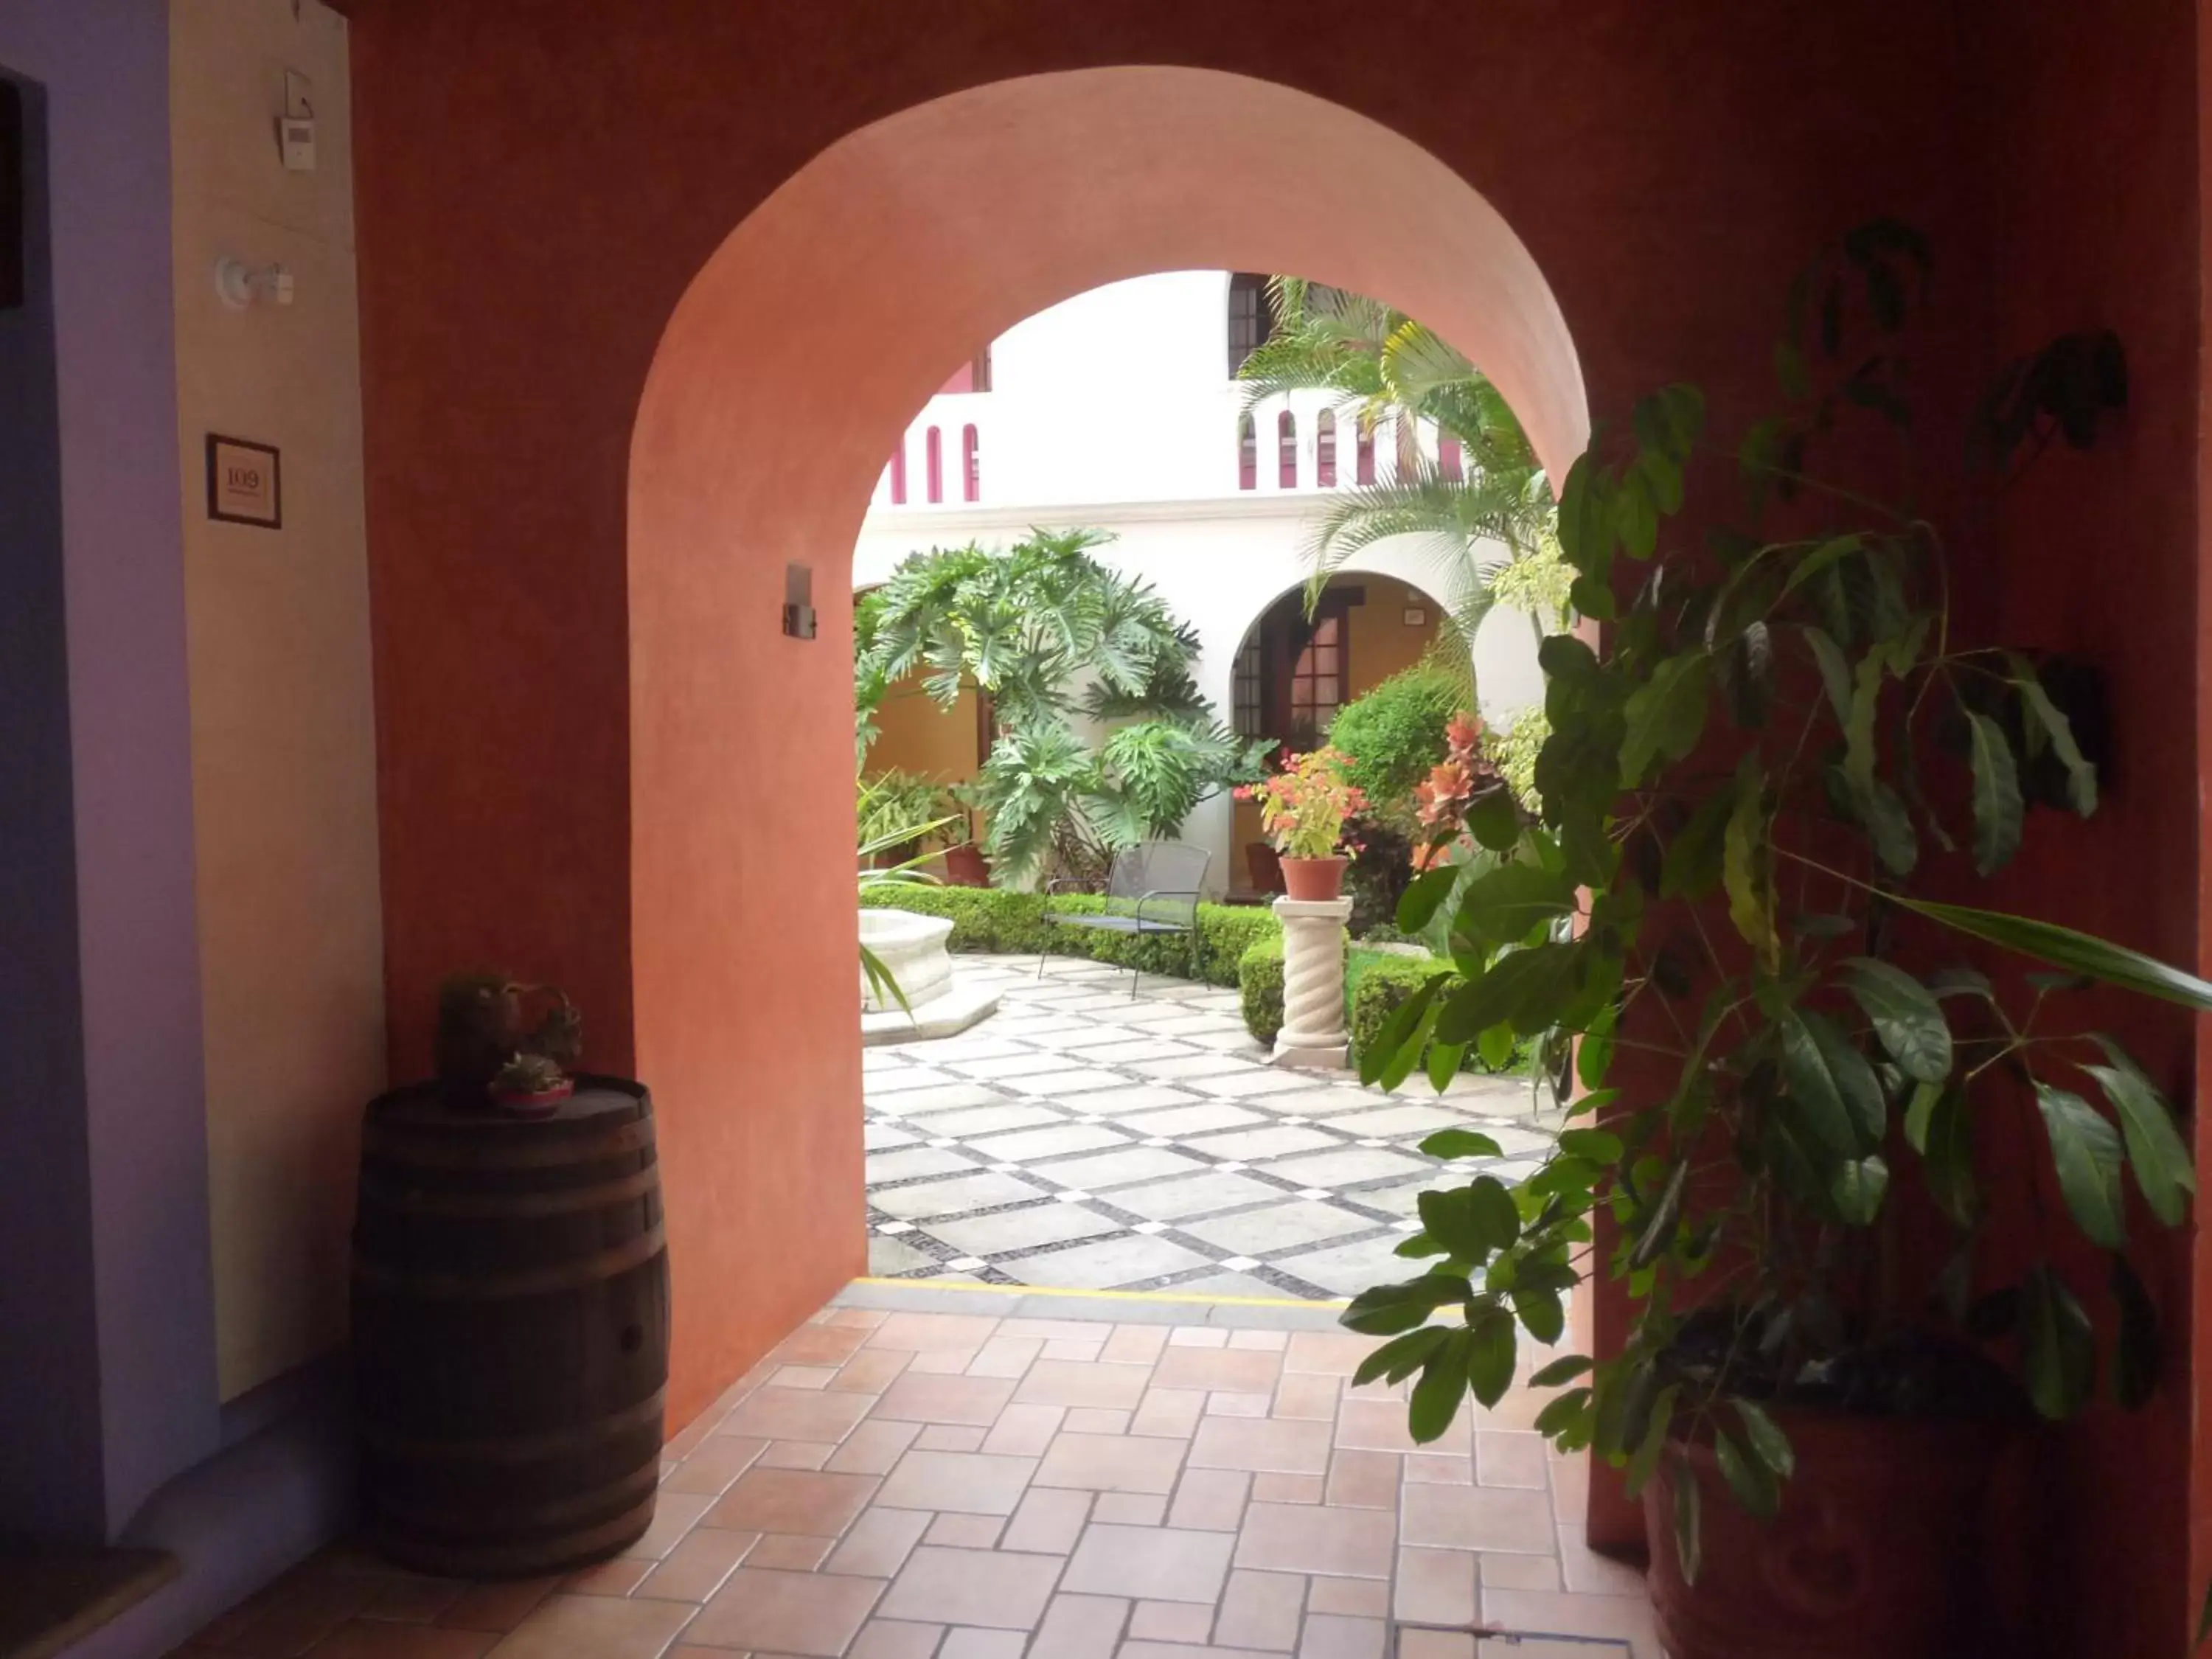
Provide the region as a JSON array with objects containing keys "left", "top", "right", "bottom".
[{"left": 1270, "top": 895, "right": 1354, "bottom": 1070}]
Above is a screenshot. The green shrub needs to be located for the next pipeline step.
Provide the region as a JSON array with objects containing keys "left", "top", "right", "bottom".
[
  {"left": 1327, "top": 661, "right": 1464, "bottom": 813},
  {"left": 1239, "top": 938, "right": 1285, "bottom": 1044},
  {"left": 1348, "top": 950, "right": 1531, "bottom": 1075},
  {"left": 860, "top": 886, "right": 1279, "bottom": 988}
]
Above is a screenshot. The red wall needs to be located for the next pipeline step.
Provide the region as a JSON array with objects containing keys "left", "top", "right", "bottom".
[{"left": 342, "top": 2, "right": 2200, "bottom": 1642}]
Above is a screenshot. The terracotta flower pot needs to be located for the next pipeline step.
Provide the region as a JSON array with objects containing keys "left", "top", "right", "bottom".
[
  {"left": 1644, "top": 1408, "right": 2007, "bottom": 1659},
  {"left": 1280, "top": 855, "right": 1348, "bottom": 900},
  {"left": 490, "top": 1078, "right": 575, "bottom": 1119}
]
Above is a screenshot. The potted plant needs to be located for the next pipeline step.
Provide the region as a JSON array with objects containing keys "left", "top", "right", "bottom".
[
  {"left": 1348, "top": 223, "right": 2200, "bottom": 1659},
  {"left": 1242, "top": 745, "right": 1366, "bottom": 901},
  {"left": 489, "top": 1051, "right": 574, "bottom": 1116},
  {"left": 434, "top": 972, "right": 584, "bottom": 1107}
]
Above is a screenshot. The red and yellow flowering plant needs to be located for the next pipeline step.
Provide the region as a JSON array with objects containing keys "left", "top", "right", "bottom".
[
  {"left": 1410, "top": 714, "right": 1519, "bottom": 871},
  {"left": 1239, "top": 745, "right": 1366, "bottom": 860}
]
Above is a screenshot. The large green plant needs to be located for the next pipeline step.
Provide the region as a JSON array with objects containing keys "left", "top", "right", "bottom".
[
  {"left": 1327, "top": 659, "right": 1466, "bottom": 820},
  {"left": 857, "top": 530, "right": 1267, "bottom": 885},
  {"left": 1349, "top": 223, "right": 2199, "bottom": 1581}
]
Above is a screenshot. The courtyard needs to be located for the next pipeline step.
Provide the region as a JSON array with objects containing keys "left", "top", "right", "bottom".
[{"left": 864, "top": 956, "right": 1555, "bottom": 1301}]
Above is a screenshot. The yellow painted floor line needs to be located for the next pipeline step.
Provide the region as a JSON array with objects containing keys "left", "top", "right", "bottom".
[{"left": 851, "top": 1276, "right": 1347, "bottom": 1310}]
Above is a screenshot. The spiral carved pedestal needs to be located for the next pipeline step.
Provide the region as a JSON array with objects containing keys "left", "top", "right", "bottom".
[{"left": 1270, "top": 896, "right": 1354, "bottom": 1070}]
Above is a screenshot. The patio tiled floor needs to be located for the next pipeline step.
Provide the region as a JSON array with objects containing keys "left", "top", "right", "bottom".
[
  {"left": 178, "top": 1290, "right": 1655, "bottom": 1658},
  {"left": 866, "top": 957, "right": 1555, "bottom": 1300}
]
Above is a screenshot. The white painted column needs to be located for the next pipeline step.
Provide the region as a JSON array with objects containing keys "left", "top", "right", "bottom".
[{"left": 1270, "top": 896, "right": 1354, "bottom": 1069}]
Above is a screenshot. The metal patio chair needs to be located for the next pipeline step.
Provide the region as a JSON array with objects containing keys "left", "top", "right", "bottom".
[{"left": 1039, "top": 841, "right": 1212, "bottom": 998}]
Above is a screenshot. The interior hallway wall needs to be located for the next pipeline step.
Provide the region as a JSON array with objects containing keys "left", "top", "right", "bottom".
[{"left": 169, "top": 0, "right": 384, "bottom": 1402}]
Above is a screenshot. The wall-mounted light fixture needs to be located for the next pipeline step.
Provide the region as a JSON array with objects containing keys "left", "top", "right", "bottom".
[
  {"left": 215, "top": 257, "right": 295, "bottom": 310},
  {"left": 783, "top": 563, "right": 817, "bottom": 639}
]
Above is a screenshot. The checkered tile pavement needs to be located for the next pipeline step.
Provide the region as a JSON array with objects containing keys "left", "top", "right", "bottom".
[{"left": 865, "top": 956, "right": 1557, "bottom": 1300}]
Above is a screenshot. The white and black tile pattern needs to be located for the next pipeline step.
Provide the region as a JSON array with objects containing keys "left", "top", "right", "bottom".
[{"left": 863, "top": 953, "right": 1558, "bottom": 1299}]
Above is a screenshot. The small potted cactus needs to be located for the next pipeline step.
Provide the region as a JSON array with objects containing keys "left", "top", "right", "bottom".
[{"left": 489, "top": 1051, "right": 574, "bottom": 1116}]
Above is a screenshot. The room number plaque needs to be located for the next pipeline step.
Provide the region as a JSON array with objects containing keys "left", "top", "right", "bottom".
[{"left": 206, "top": 434, "right": 282, "bottom": 529}]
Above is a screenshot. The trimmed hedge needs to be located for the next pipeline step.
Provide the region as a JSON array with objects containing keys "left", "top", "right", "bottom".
[
  {"left": 860, "top": 885, "right": 1279, "bottom": 988},
  {"left": 1237, "top": 937, "right": 1285, "bottom": 1045},
  {"left": 1349, "top": 951, "right": 1533, "bottom": 1075}
]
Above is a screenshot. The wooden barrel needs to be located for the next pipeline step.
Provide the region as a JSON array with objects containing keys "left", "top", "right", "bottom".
[{"left": 350, "top": 1076, "right": 670, "bottom": 1578}]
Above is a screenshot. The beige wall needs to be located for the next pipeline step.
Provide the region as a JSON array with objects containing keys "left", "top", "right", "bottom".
[
  {"left": 1343, "top": 575, "right": 1443, "bottom": 691},
  {"left": 869, "top": 671, "right": 983, "bottom": 785},
  {"left": 170, "top": 0, "right": 385, "bottom": 1399}
]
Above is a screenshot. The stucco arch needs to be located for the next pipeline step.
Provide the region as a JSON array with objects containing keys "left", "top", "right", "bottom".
[{"left": 627, "top": 66, "right": 1585, "bottom": 1421}]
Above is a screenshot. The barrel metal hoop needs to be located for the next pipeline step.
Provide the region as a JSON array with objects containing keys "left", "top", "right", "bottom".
[
  {"left": 371, "top": 1457, "right": 660, "bottom": 1534},
  {"left": 361, "top": 1116, "right": 655, "bottom": 1169},
  {"left": 379, "top": 1490, "right": 657, "bottom": 1579},
  {"left": 360, "top": 1388, "right": 667, "bottom": 1464},
  {"left": 352, "top": 1230, "right": 667, "bottom": 1300},
  {"left": 358, "top": 1166, "right": 661, "bottom": 1220}
]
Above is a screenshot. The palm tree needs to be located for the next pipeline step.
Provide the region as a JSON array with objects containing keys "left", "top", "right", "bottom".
[{"left": 1235, "top": 279, "right": 1568, "bottom": 650}]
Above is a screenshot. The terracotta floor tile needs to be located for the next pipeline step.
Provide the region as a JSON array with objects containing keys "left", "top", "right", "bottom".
[
  {"left": 1399, "top": 1483, "right": 1554, "bottom": 1554},
  {"left": 306, "top": 1623, "right": 498, "bottom": 1659},
  {"left": 824, "top": 1507, "right": 933, "bottom": 1579},
  {"left": 705, "top": 1467, "right": 880, "bottom": 1537},
  {"left": 1000, "top": 1486, "right": 1093, "bottom": 1554},
  {"left": 1283, "top": 1334, "right": 1377, "bottom": 1376},
  {"left": 1548, "top": 1452, "right": 1590, "bottom": 1526},
  {"left": 360, "top": 1579, "right": 468, "bottom": 1624},
  {"left": 1250, "top": 1473, "right": 1324, "bottom": 1504},
  {"left": 999, "top": 1318, "right": 1110, "bottom": 1341},
  {"left": 914, "top": 1425, "right": 989, "bottom": 1453},
  {"left": 1060, "top": 1524, "right": 1234, "bottom": 1604},
  {"left": 1166, "top": 1327, "right": 1227, "bottom": 1349},
  {"left": 1189, "top": 1415, "right": 1334, "bottom": 1477},
  {"left": 1334, "top": 1397, "right": 1470, "bottom": 1455},
  {"left": 877, "top": 1546, "right": 1066, "bottom": 1629},
  {"left": 1475, "top": 1431, "right": 1548, "bottom": 1491},
  {"left": 1208, "top": 1392, "right": 1273, "bottom": 1418},
  {"left": 1101, "top": 1326, "right": 1169, "bottom": 1365},
  {"left": 686, "top": 1568, "right": 885, "bottom": 1657},
  {"left": 866, "top": 1313, "right": 1005, "bottom": 1353},
  {"left": 1554, "top": 1523, "right": 1647, "bottom": 1597},
  {"left": 1304, "top": 1578, "right": 1386, "bottom": 1618},
  {"left": 1473, "top": 1387, "right": 1547, "bottom": 1432},
  {"left": 1129, "top": 1390, "right": 1206, "bottom": 1439},
  {"left": 877, "top": 1449, "right": 1040, "bottom": 1514},
  {"left": 750, "top": 1533, "right": 837, "bottom": 1570},
  {"left": 1035, "top": 1431, "right": 1186, "bottom": 1495},
  {"left": 1399, "top": 1633, "right": 1476, "bottom": 1659},
  {"left": 620, "top": 1494, "right": 716, "bottom": 1562},
  {"left": 1091, "top": 1494, "right": 1166, "bottom": 1526},
  {"left": 832, "top": 1350, "right": 916, "bottom": 1394},
  {"left": 1062, "top": 1407, "right": 1130, "bottom": 1434},
  {"left": 1029, "top": 1595, "right": 1127, "bottom": 1659},
  {"left": 1040, "top": 1336, "right": 1107, "bottom": 1361},
  {"left": 1271, "top": 1374, "right": 1340, "bottom": 1422},
  {"left": 1232, "top": 1504, "right": 1395, "bottom": 1579},
  {"left": 872, "top": 1372, "right": 1019, "bottom": 1427},
  {"left": 981, "top": 1403, "right": 1065, "bottom": 1457},
  {"left": 661, "top": 1435, "right": 768, "bottom": 1495},
  {"left": 1012, "top": 1361, "right": 1152, "bottom": 1411},
  {"left": 777, "top": 1365, "right": 841, "bottom": 1388},
  {"left": 1129, "top": 1601, "right": 1212, "bottom": 1641},
  {"left": 777, "top": 1324, "right": 874, "bottom": 1367},
  {"left": 1121, "top": 1644, "right": 1281, "bottom": 1659},
  {"left": 1402, "top": 1453, "right": 1473, "bottom": 1486},
  {"left": 907, "top": 1347, "right": 984, "bottom": 1377},
  {"left": 939, "top": 1628, "right": 1027, "bottom": 1659},
  {"left": 1298, "top": 1613, "right": 1384, "bottom": 1659},
  {"left": 1213, "top": 1569, "right": 1304, "bottom": 1651},
  {"left": 759, "top": 1439, "right": 838, "bottom": 1470},
  {"left": 1476, "top": 1551, "right": 1562, "bottom": 1592},
  {"left": 437, "top": 1580, "right": 559, "bottom": 1634},
  {"left": 482, "top": 1593, "right": 698, "bottom": 1659},
  {"left": 215, "top": 1565, "right": 385, "bottom": 1657},
  {"left": 828, "top": 1419, "right": 925, "bottom": 1475},
  {"left": 723, "top": 1387, "right": 877, "bottom": 1444},
  {"left": 966, "top": 1336, "right": 1044, "bottom": 1378},
  {"left": 849, "top": 1620, "right": 945, "bottom": 1659},
  {"left": 1227, "top": 1330, "right": 1288, "bottom": 1352},
  {"left": 635, "top": 1529, "right": 759, "bottom": 1603},
  {"left": 1164, "top": 1467, "right": 1248, "bottom": 1532},
  {"left": 1478, "top": 1587, "right": 1660, "bottom": 1658},
  {"left": 1152, "top": 1347, "right": 1281, "bottom": 1394},
  {"left": 1394, "top": 1547, "right": 1475, "bottom": 1626},
  {"left": 925, "top": 1512, "right": 1004, "bottom": 1547},
  {"left": 822, "top": 1308, "right": 891, "bottom": 1331},
  {"left": 563, "top": 1557, "right": 654, "bottom": 1596},
  {"left": 1322, "top": 1450, "right": 1398, "bottom": 1510}
]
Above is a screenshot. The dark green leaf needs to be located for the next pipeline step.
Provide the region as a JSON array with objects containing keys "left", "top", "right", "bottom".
[
  {"left": 1558, "top": 1128, "right": 1624, "bottom": 1164},
  {"left": 1780, "top": 1007, "right": 1885, "bottom": 1155},
  {"left": 1836, "top": 956, "right": 1953, "bottom": 1083},
  {"left": 1557, "top": 454, "right": 1611, "bottom": 580},
  {"left": 1568, "top": 575, "right": 1615, "bottom": 622},
  {"left": 1394, "top": 1231, "right": 1446, "bottom": 1259},
  {"left": 1534, "top": 1385, "right": 1592, "bottom": 1438},
  {"left": 1903, "top": 1079, "right": 1943, "bottom": 1153},
  {"left": 1843, "top": 647, "right": 1886, "bottom": 796},
  {"left": 1467, "top": 791, "right": 1522, "bottom": 852},
  {"left": 1921, "top": 1084, "right": 1979, "bottom": 1226},
  {"left": 2020, "top": 1265, "right": 2096, "bottom": 1419},
  {"left": 1421, "top": 1127, "right": 1506, "bottom": 1161},
  {"left": 1467, "top": 1310, "right": 1518, "bottom": 1408},
  {"left": 1927, "top": 967, "right": 1994, "bottom": 1001},
  {"left": 1360, "top": 974, "right": 1451, "bottom": 1087},
  {"left": 1351, "top": 1326, "right": 1450, "bottom": 1388},
  {"left": 1511, "top": 1286, "right": 1566, "bottom": 1346},
  {"left": 1467, "top": 1177, "right": 1523, "bottom": 1253},
  {"left": 1425, "top": 1037, "right": 1467, "bottom": 1095},
  {"left": 1476, "top": 1023, "right": 1517, "bottom": 1071},
  {"left": 1410, "top": 1332, "right": 1473, "bottom": 1443},
  {"left": 2112, "top": 1255, "right": 2161, "bottom": 1411},
  {"left": 1623, "top": 1383, "right": 1679, "bottom": 1498},
  {"left": 1630, "top": 1161, "right": 1688, "bottom": 1268},
  {"left": 1528, "top": 1354, "right": 1594, "bottom": 1388},
  {"left": 1849, "top": 773, "right": 1920, "bottom": 877},
  {"left": 1619, "top": 653, "right": 1711, "bottom": 785},
  {"left": 2034, "top": 1082, "right": 2129, "bottom": 1249},
  {"left": 1801, "top": 626, "right": 1852, "bottom": 724},
  {"left": 1576, "top": 1002, "right": 1617, "bottom": 1091},
  {"left": 1453, "top": 861, "right": 1579, "bottom": 947},
  {"left": 1713, "top": 1427, "right": 1779, "bottom": 1519},
  {"left": 1397, "top": 866, "right": 1462, "bottom": 933},
  {"left": 1660, "top": 788, "right": 1734, "bottom": 901},
  {"left": 1672, "top": 1450, "right": 1704, "bottom": 1584},
  {"left": 2008, "top": 653, "right": 2098, "bottom": 816},
  {"left": 1723, "top": 757, "right": 1778, "bottom": 970},
  {"left": 1829, "top": 1155, "right": 1889, "bottom": 1225},
  {"left": 1419, "top": 1188, "right": 1489, "bottom": 1262},
  {"left": 2082, "top": 1036, "right": 2195, "bottom": 1226},
  {"left": 1891, "top": 898, "right": 2212, "bottom": 1012},
  {"left": 1966, "top": 711, "right": 2024, "bottom": 876},
  {"left": 1733, "top": 1399, "right": 1795, "bottom": 1478},
  {"left": 1615, "top": 470, "right": 1658, "bottom": 559}
]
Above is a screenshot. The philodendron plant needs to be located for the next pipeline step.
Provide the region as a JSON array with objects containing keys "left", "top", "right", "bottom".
[{"left": 1348, "top": 221, "right": 2209, "bottom": 1581}]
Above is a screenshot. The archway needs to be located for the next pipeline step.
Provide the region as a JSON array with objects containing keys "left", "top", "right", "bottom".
[{"left": 627, "top": 66, "right": 1585, "bottom": 1426}]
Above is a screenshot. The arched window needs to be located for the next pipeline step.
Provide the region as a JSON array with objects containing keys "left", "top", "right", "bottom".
[
  {"left": 1315, "top": 410, "right": 1338, "bottom": 487},
  {"left": 888, "top": 439, "right": 907, "bottom": 505},
  {"left": 1438, "top": 434, "right": 1464, "bottom": 481},
  {"left": 1355, "top": 420, "right": 1376, "bottom": 485},
  {"left": 961, "top": 424, "right": 981, "bottom": 502},
  {"left": 925, "top": 425, "right": 943, "bottom": 504},
  {"left": 1227, "top": 272, "right": 1275, "bottom": 376},
  {"left": 1237, "top": 412, "right": 1256, "bottom": 491},
  {"left": 1277, "top": 409, "right": 1298, "bottom": 489}
]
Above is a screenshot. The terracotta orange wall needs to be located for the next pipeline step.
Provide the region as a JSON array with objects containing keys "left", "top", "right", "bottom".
[{"left": 342, "top": 5, "right": 2199, "bottom": 1630}]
